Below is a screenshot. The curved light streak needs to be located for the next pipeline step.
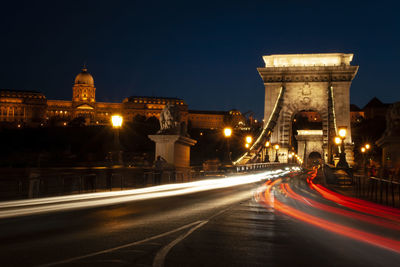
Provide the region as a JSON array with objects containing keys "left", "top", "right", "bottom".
[
  {"left": 307, "top": 170, "right": 400, "bottom": 222},
  {"left": 258, "top": 177, "right": 400, "bottom": 253},
  {"left": 0, "top": 168, "right": 294, "bottom": 219}
]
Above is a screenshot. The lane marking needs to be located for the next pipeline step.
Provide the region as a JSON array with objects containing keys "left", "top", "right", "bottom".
[
  {"left": 38, "top": 190, "right": 242, "bottom": 267},
  {"left": 37, "top": 220, "right": 203, "bottom": 267},
  {"left": 152, "top": 204, "right": 236, "bottom": 267},
  {"left": 153, "top": 221, "right": 208, "bottom": 267}
]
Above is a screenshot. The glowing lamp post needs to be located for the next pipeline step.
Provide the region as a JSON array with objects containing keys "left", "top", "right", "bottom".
[
  {"left": 336, "top": 126, "right": 349, "bottom": 168},
  {"left": 244, "top": 135, "right": 252, "bottom": 152},
  {"left": 245, "top": 136, "right": 252, "bottom": 145},
  {"left": 264, "top": 141, "right": 270, "bottom": 162},
  {"left": 223, "top": 127, "right": 232, "bottom": 163},
  {"left": 290, "top": 151, "right": 295, "bottom": 164},
  {"left": 361, "top": 144, "right": 371, "bottom": 176},
  {"left": 274, "top": 144, "right": 280, "bottom": 163},
  {"left": 111, "top": 115, "right": 123, "bottom": 164},
  {"left": 111, "top": 115, "right": 123, "bottom": 128}
]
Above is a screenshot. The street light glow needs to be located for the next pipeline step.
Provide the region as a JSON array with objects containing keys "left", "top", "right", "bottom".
[
  {"left": 223, "top": 127, "right": 232, "bottom": 138},
  {"left": 361, "top": 147, "right": 366, "bottom": 153},
  {"left": 111, "top": 115, "right": 123, "bottom": 128},
  {"left": 245, "top": 136, "right": 252, "bottom": 144},
  {"left": 334, "top": 136, "right": 342, "bottom": 145},
  {"left": 365, "top": 144, "right": 371, "bottom": 150},
  {"left": 274, "top": 144, "right": 280, "bottom": 150},
  {"left": 338, "top": 127, "right": 347, "bottom": 138},
  {"left": 265, "top": 141, "right": 270, "bottom": 147}
]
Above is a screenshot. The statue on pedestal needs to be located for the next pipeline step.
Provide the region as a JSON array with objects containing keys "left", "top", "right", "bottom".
[
  {"left": 158, "top": 103, "right": 187, "bottom": 136},
  {"left": 148, "top": 103, "right": 196, "bottom": 180}
]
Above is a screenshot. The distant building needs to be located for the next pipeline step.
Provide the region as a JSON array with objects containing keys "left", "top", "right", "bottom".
[
  {"left": 0, "top": 90, "right": 47, "bottom": 125},
  {"left": 188, "top": 109, "right": 247, "bottom": 130},
  {"left": 362, "top": 97, "right": 390, "bottom": 120},
  {"left": 0, "top": 66, "right": 188, "bottom": 127},
  {"left": 350, "top": 104, "right": 364, "bottom": 123}
]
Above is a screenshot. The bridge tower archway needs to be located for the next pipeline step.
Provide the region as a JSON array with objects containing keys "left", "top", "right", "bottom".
[{"left": 235, "top": 53, "right": 358, "bottom": 166}]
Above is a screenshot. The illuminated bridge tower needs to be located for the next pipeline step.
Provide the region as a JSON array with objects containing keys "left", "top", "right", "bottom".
[{"left": 237, "top": 53, "right": 358, "bottom": 166}]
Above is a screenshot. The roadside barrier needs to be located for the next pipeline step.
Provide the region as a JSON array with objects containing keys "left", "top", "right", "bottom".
[{"left": 353, "top": 175, "right": 400, "bottom": 208}]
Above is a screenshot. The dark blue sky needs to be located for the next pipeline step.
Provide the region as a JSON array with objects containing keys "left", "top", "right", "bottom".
[{"left": 1, "top": 0, "right": 399, "bottom": 118}]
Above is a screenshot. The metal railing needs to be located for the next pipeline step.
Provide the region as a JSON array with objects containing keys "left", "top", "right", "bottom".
[
  {"left": 234, "top": 162, "right": 295, "bottom": 172},
  {"left": 353, "top": 174, "right": 400, "bottom": 207}
]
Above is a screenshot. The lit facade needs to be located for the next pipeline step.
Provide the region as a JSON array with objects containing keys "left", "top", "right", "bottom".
[
  {"left": 0, "top": 90, "right": 47, "bottom": 125},
  {"left": 0, "top": 67, "right": 188, "bottom": 127},
  {"left": 188, "top": 109, "right": 246, "bottom": 129}
]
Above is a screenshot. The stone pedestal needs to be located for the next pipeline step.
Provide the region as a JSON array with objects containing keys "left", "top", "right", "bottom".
[{"left": 148, "top": 135, "right": 197, "bottom": 179}]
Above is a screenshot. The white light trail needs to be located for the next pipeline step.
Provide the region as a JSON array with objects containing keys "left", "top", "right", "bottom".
[{"left": 0, "top": 168, "right": 294, "bottom": 219}]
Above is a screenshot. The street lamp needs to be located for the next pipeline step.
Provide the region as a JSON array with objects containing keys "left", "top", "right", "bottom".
[
  {"left": 223, "top": 127, "right": 232, "bottom": 163},
  {"left": 290, "top": 151, "right": 295, "bottom": 164},
  {"left": 111, "top": 115, "right": 123, "bottom": 164},
  {"left": 111, "top": 115, "right": 123, "bottom": 128},
  {"left": 334, "top": 136, "right": 342, "bottom": 146},
  {"left": 361, "top": 146, "right": 367, "bottom": 176},
  {"left": 245, "top": 136, "right": 252, "bottom": 144},
  {"left": 264, "top": 140, "right": 270, "bottom": 162},
  {"left": 336, "top": 126, "right": 349, "bottom": 168},
  {"left": 224, "top": 127, "right": 232, "bottom": 138},
  {"left": 244, "top": 135, "right": 253, "bottom": 152},
  {"left": 274, "top": 144, "right": 280, "bottom": 163}
]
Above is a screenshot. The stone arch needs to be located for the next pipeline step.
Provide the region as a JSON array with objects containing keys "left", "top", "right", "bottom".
[
  {"left": 280, "top": 100, "right": 329, "bottom": 148},
  {"left": 308, "top": 151, "right": 322, "bottom": 167}
]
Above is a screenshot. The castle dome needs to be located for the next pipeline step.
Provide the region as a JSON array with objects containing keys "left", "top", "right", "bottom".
[{"left": 74, "top": 66, "right": 94, "bottom": 86}]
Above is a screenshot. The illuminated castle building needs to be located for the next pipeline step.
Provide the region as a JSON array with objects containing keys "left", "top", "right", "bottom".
[{"left": 1, "top": 66, "right": 188, "bottom": 127}]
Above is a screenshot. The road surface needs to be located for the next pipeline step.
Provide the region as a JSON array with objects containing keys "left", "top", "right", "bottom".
[{"left": 0, "top": 168, "right": 399, "bottom": 266}]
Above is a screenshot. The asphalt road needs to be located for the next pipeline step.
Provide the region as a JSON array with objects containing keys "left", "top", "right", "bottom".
[{"left": 1, "top": 170, "right": 400, "bottom": 267}]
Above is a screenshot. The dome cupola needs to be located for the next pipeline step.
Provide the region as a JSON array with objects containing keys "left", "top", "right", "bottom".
[
  {"left": 74, "top": 66, "right": 94, "bottom": 86},
  {"left": 72, "top": 65, "right": 96, "bottom": 103}
]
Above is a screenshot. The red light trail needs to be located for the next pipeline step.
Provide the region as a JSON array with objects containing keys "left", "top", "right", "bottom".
[{"left": 257, "top": 174, "right": 400, "bottom": 253}]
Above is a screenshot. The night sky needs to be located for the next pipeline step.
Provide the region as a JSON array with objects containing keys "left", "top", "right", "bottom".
[{"left": 1, "top": 0, "right": 399, "bottom": 118}]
